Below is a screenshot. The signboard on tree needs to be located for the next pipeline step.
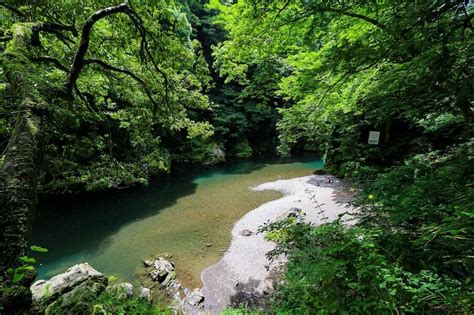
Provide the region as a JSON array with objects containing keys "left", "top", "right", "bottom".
[{"left": 368, "top": 131, "right": 380, "bottom": 145}]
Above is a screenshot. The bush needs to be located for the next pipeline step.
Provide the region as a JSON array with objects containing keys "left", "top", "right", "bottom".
[{"left": 262, "top": 220, "right": 472, "bottom": 314}]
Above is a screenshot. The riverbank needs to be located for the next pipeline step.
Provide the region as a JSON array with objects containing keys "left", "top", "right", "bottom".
[{"left": 197, "top": 174, "right": 355, "bottom": 314}]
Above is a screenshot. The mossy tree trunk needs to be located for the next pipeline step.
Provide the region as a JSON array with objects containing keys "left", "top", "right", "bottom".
[
  {"left": 0, "top": 25, "right": 42, "bottom": 277},
  {"left": 0, "top": 2, "right": 156, "bottom": 278}
]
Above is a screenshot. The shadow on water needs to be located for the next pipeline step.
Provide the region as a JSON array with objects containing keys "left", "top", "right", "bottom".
[{"left": 31, "top": 171, "right": 200, "bottom": 272}]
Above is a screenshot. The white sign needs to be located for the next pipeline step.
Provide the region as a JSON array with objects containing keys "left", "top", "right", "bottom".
[{"left": 368, "top": 131, "right": 380, "bottom": 145}]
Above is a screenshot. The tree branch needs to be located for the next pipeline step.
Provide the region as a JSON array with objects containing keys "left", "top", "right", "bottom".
[
  {"left": 63, "top": 2, "right": 168, "bottom": 122},
  {"left": 31, "top": 22, "right": 77, "bottom": 46},
  {"left": 84, "top": 58, "right": 159, "bottom": 110},
  {"left": 321, "top": 7, "right": 400, "bottom": 39},
  {"left": 30, "top": 56, "right": 68, "bottom": 72},
  {"left": 0, "top": 1, "right": 25, "bottom": 17},
  {"left": 64, "top": 3, "right": 132, "bottom": 95}
]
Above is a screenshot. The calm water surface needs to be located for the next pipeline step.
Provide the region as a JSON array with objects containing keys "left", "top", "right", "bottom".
[{"left": 32, "top": 155, "right": 323, "bottom": 288}]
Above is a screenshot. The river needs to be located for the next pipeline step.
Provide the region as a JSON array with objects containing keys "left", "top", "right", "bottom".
[{"left": 31, "top": 154, "right": 323, "bottom": 288}]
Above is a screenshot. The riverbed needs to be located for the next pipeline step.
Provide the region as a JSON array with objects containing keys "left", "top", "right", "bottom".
[{"left": 31, "top": 155, "right": 323, "bottom": 288}]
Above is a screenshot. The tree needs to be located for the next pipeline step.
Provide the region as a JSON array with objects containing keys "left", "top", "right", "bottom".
[{"left": 0, "top": 0, "right": 212, "bottom": 279}]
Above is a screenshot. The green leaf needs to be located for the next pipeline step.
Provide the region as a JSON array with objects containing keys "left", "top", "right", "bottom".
[
  {"left": 12, "top": 272, "right": 25, "bottom": 283},
  {"left": 30, "top": 245, "right": 48, "bottom": 253},
  {"left": 16, "top": 265, "right": 35, "bottom": 272},
  {"left": 18, "top": 256, "right": 36, "bottom": 264}
]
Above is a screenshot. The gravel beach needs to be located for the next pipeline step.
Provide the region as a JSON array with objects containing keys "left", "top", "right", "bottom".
[{"left": 193, "top": 175, "right": 355, "bottom": 314}]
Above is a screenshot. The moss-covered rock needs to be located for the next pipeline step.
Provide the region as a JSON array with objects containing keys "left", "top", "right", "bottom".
[
  {"left": 30, "top": 263, "right": 107, "bottom": 313},
  {"left": 202, "top": 143, "right": 226, "bottom": 166},
  {"left": 44, "top": 280, "right": 106, "bottom": 315}
]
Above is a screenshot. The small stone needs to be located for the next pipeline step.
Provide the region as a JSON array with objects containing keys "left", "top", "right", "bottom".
[
  {"left": 143, "top": 260, "right": 154, "bottom": 267},
  {"left": 231, "top": 275, "right": 240, "bottom": 287},
  {"left": 187, "top": 288, "right": 204, "bottom": 306},
  {"left": 116, "top": 283, "right": 133, "bottom": 299},
  {"left": 240, "top": 229, "right": 252, "bottom": 236},
  {"left": 138, "top": 287, "right": 151, "bottom": 302},
  {"left": 206, "top": 243, "right": 212, "bottom": 247}
]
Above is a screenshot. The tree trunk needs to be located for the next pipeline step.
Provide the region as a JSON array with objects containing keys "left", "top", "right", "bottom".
[
  {"left": 0, "top": 110, "right": 39, "bottom": 273},
  {"left": 0, "top": 25, "right": 42, "bottom": 276}
]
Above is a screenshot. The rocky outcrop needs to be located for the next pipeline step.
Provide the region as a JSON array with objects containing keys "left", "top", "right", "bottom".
[
  {"left": 203, "top": 143, "right": 225, "bottom": 166},
  {"left": 44, "top": 279, "right": 106, "bottom": 315},
  {"left": 184, "top": 288, "right": 204, "bottom": 307},
  {"left": 141, "top": 256, "right": 206, "bottom": 313},
  {"left": 30, "top": 263, "right": 107, "bottom": 313}
]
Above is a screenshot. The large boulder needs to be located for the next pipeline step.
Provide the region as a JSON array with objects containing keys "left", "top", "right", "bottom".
[
  {"left": 44, "top": 279, "right": 106, "bottom": 315},
  {"left": 30, "top": 263, "right": 107, "bottom": 311}
]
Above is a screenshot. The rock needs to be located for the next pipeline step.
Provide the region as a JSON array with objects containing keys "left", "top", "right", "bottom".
[
  {"left": 231, "top": 275, "right": 240, "bottom": 287},
  {"left": 112, "top": 282, "right": 133, "bottom": 299},
  {"left": 161, "top": 271, "right": 176, "bottom": 287},
  {"left": 186, "top": 288, "right": 204, "bottom": 306},
  {"left": 138, "top": 287, "right": 151, "bottom": 302},
  {"left": 206, "top": 242, "right": 213, "bottom": 247},
  {"left": 143, "top": 260, "right": 154, "bottom": 267},
  {"left": 203, "top": 143, "right": 225, "bottom": 166},
  {"left": 43, "top": 279, "right": 106, "bottom": 315},
  {"left": 239, "top": 229, "right": 253, "bottom": 236},
  {"left": 30, "top": 263, "right": 107, "bottom": 307},
  {"left": 149, "top": 257, "right": 175, "bottom": 283}
]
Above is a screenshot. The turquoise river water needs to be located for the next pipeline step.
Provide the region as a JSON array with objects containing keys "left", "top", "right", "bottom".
[{"left": 31, "top": 155, "right": 323, "bottom": 288}]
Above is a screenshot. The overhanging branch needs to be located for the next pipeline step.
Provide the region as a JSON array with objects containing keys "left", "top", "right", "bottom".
[
  {"left": 0, "top": 1, "right": 25, "bottom": 17},
  {"left": 31, "top": 22, "right": 78, "bottom": 46},
  {"left": 64, "top": 3, "right": 132, "bottom": 94},
  {"left": 63, "top": 2, "right": 168, "bottom": 121},
  {"left": 30, "top": 55, "right": 68, "bottom": 72},
  {"left": 84, "top": 58, "right": 159, "bottom": 110}
]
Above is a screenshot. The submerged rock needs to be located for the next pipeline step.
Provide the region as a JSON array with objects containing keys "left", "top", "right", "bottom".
[
  {"left": 143, "top": 260, "right": 154, "bottom": 267},
  {"left": 30, "top": 263, "right": 107, "bottom": 309}
]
